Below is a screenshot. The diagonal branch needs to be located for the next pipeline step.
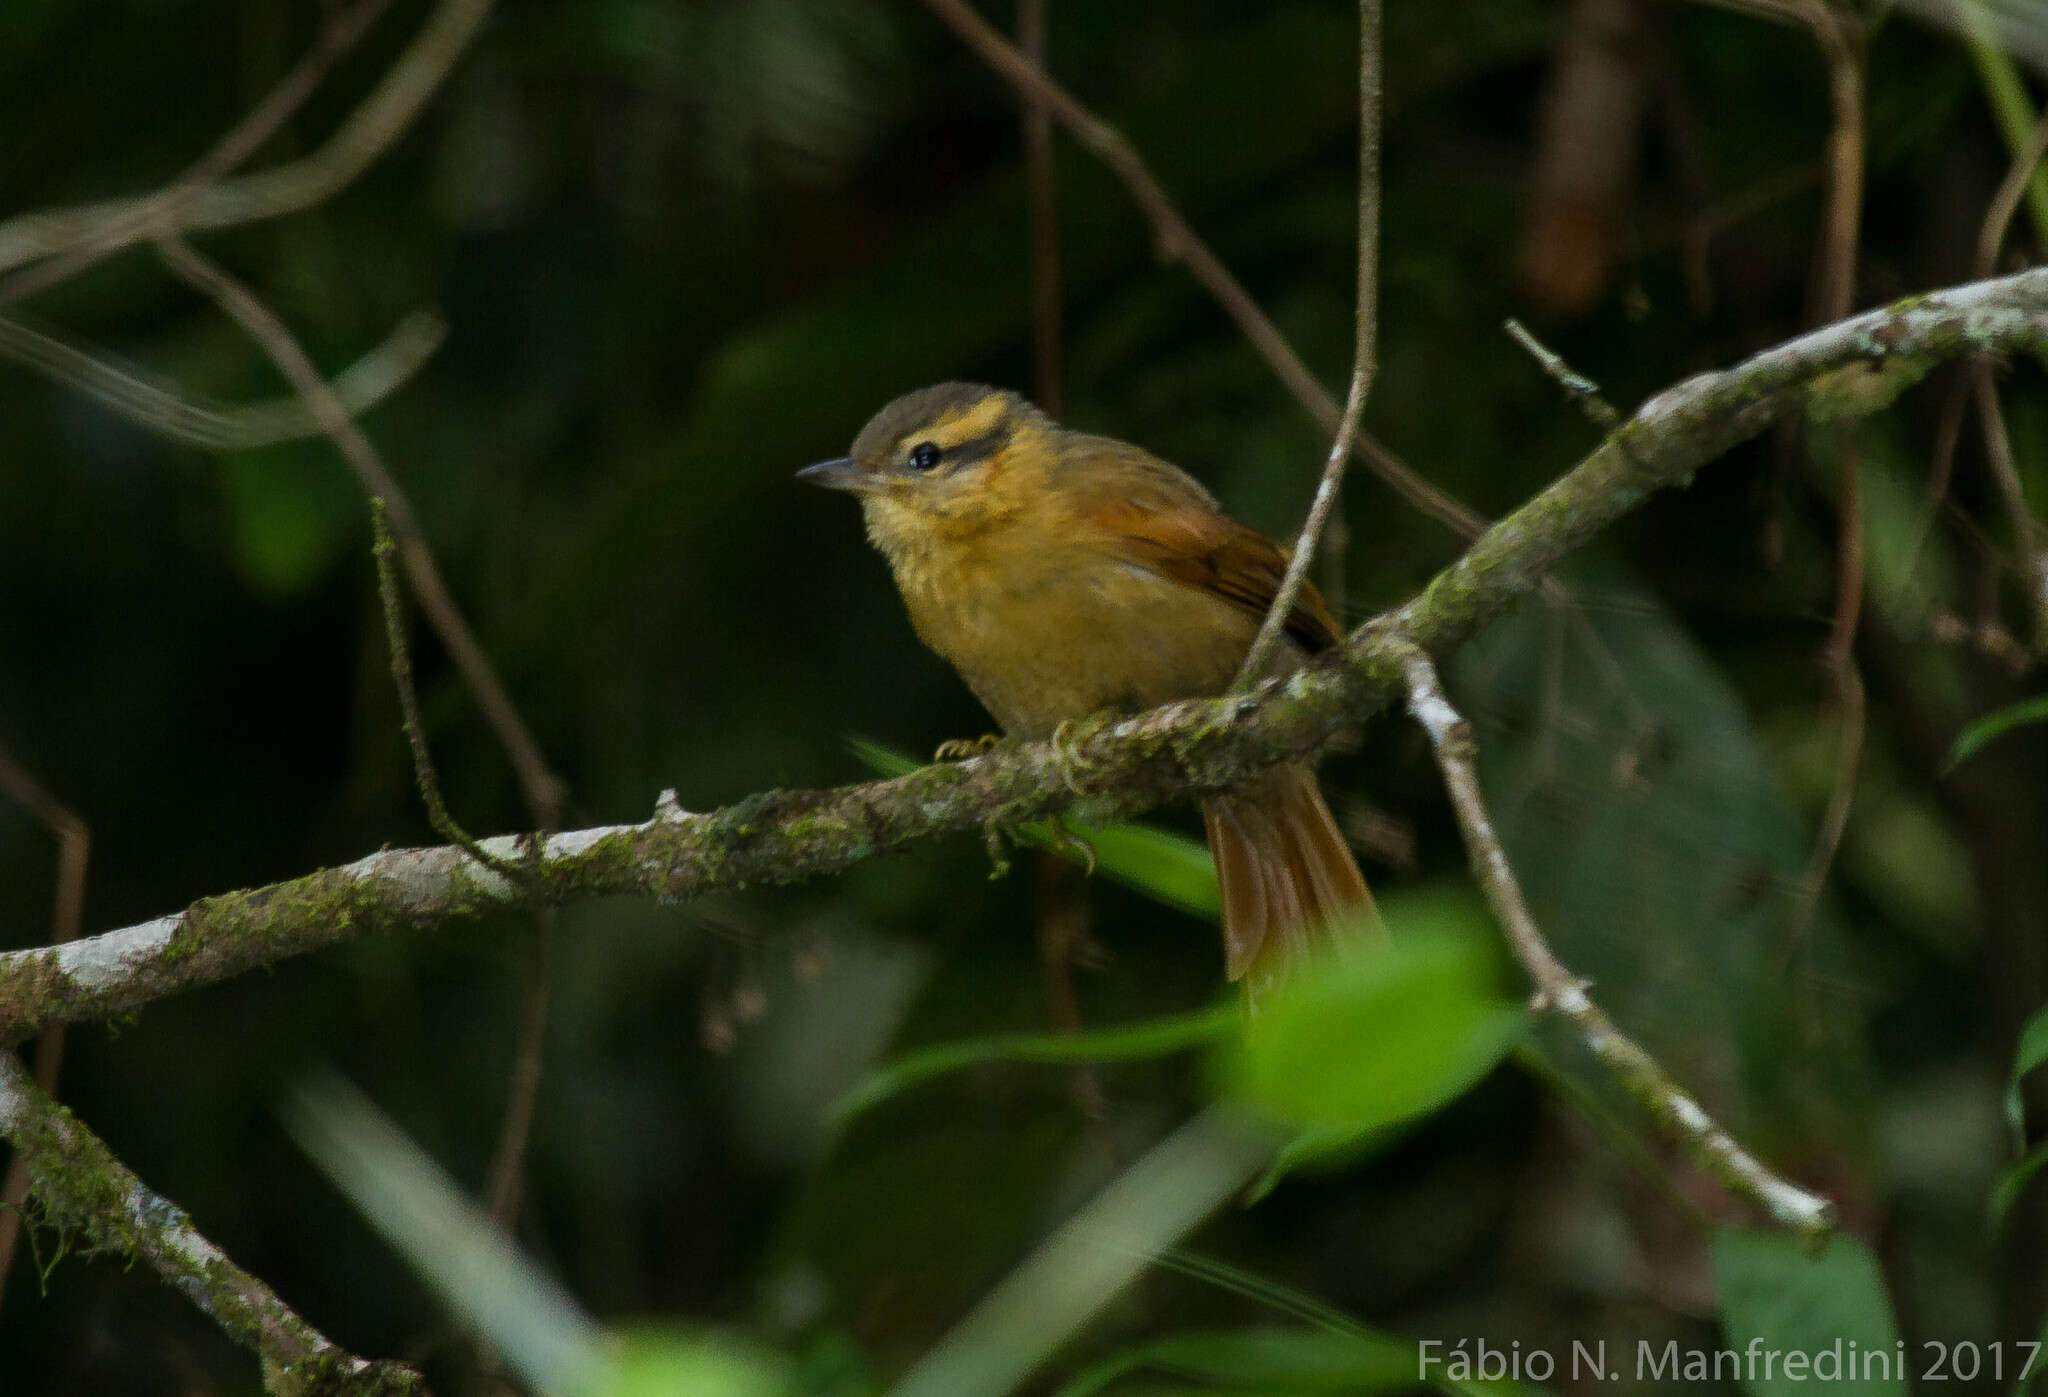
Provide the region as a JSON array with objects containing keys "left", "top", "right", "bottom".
[
  {"left": 915, "top": 0, "right": 1485, "bottom": 543},
  {"left": 0, "top": 0, "right": 494, "bottom": 284},
  {"left": 1235, "top": 0, "right": 1382, "bottom": 689},
  {"left": 156, "top": 237, "right": 568, "bottom": 829},
  {"left": 0, "top": 308, "right": 445, "bottom": 450},
  {"left": 3, "top": 268, "right": 2048, "bottom": 1044},
  {"left": 0, "top": 1053, "right": 422, "bottom": 1394},
  {"left": 1398, "top": 646, "right": 1834, "bottom": 1239}
]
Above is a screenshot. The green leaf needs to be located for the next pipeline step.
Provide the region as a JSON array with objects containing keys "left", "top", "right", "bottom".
[
  {"left": 833, "top": 1003, "right": 1237, "bottom": 1121},
  {"left": 1053, "top": 1327, "right": 1423, "bottom": 1397},
  {"left": 1946, "top": 695, "right": 2048, "bottom": 773},
  {"left": 1988, "top": 1141, "right": 2048, "bottom": 1231},
  {"left": 847, "top": 737, "right": 1221, "bottom": 919},
  {"left": 2005, "top": 1004, "right": 2048, "bottom": 1151},
  {"left": 1222, "top": 932, "right": 1524, "bottom": 1133},
  {"left": 601, "top": 1328, "right": 794, "bottom": 1397},
  {"left": 1710, "top": 1228, "right": 1905, "bottom": 1397},
  {"left": 1243, "top": 1123, "right": 1398, "bottom": 1204}
]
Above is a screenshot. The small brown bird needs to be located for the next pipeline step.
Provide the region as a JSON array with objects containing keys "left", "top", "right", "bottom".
[{"left": 801, "top": 383, "right": 1378, "bottom": 1000}]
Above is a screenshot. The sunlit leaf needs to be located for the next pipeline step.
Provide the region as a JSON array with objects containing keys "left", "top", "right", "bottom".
[
  {"left": 1710, "top": 1229, "right": 1905, "bottom": 1397},
  {"left": 1222, "top": 932, "right": 1524, "bottom": 1133},
  {"left": 603, "top": 1328, "right": 793, "bottom": 1397}
]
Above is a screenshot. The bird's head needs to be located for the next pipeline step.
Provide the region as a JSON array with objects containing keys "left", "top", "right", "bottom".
[{"left": 798, "top": 383, "right": 1054, "bottom": 542}]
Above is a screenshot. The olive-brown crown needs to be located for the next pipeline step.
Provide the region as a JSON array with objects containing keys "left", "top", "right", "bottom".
[{"left": 848, "top": 382, "right": 1050, "bottom": 477}]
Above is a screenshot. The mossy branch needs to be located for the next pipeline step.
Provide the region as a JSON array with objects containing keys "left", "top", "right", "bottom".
[
  {"left": 0, "top": 1053, "right": 423, "bottom": 1395},
  {"left": 3, "top": 268, "right": 2047, "bottom": 1045}
]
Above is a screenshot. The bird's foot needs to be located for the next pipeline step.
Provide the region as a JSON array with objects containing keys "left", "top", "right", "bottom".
[
  {"left": 1050, "top": 712, "right": 1115, "bottom": 794},
  {"left": 981, "top": 821, "right": 1016, "bottom": 880},
  {"left": 1040, "top": 812, "right": 1097, "bottom": 879},
  {"left": 935, "top": 732, "right": 1003, "bottom": 763}
]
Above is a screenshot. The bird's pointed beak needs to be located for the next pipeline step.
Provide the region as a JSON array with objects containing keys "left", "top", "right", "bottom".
[{"left": 796, "top": 457, "right": 875, "bottom": 493}]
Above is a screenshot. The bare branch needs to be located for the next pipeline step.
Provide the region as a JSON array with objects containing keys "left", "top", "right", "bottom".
[
  {"left": 156, "top": 237, "right": 568, "bottom": 830},
  {"left": 1974, "top": 368, "right": 2048, "bottom": 645},
  {"left": 915, "top": 0, "right": 1485, "bottom": 542},
  {"left": 4, "top": 269, "right": 2044, "bottom": 1045},
  {"left": 1234, "top": 0, "right": 1381, "bottom": 690},
  {"left": 0, "top": 751, "right": 90, "bottom": 1309},
  {"left": 0, "top": 309, "right": 445, "bottom": 450},
  {"left": 0, "top": 0, "right": 493, "bottom": 284},
  {"left": 0, "top": 1053, "right": 422, "bottom": 1394},
  {"left": 0, "top": 0, "right": 394, "bottom": 307},
  {"left": 1398, "top": 648, "right": 1835, "bottom": 1239}
]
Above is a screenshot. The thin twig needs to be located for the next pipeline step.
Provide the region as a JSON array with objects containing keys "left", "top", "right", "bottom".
[
  {"left": 1019, "top": 0, "right": 1062, "bottom": 420},
  {"left": 155, "top": 237, "right": 567, "bottom": 826},
  {"left": 0, "top": 0, "right": 396, "bottom": 306},
  {"left": 1504, "top": 319, "right": 1624, "bottom": 431},
  {"left": 8, "top": 268, "right": 2048, "bottom": 1043},
  {"left": 1398, "top": 646, "right": 1835, "bottom": 1240},
  {"left": 1778, "top": 661, "right": 1865, "bottom": 959},
  {"left": 484, "top": 913, "right": 553, "bottom": 1224},
  {"left": 1903, "top": 107, "right": 2048, "bottom": 599},
  {"left": 157, "top": 237, "right": 565, "bottom": 1245},
  {"left": 370, "top": 500, "right": 533, "bottom": 883},
  {"left": 1234, "top": 0, "right": 1382, "bottom": 690},
  {"left": 0, "top": 309, "right": 445, "bottom": 450},
  {"left": 0, "top": 1053, "right": 422, "bottom": 1393},
  {"left": 1974, "top": 369, "right": 2048, "bottom": 647},
  {"left": 0, "top": 751, "right": 89, "bottom": 1311},
  {"left": 1781, "top": 0, "right": 1868, "bottom": 963},
  {"left": 916, "top": 0, "right": 1484, "bottom": 544},
  {"left": 0, "top": 0, "right": 494, "bottom": 283}
]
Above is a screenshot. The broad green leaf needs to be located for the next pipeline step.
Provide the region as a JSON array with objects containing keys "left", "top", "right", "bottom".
[
  {"left": 833, "top": 1003, "right": 1237, "bottom": 1121},
  {"left": 1988, "top": 1141, "right": 2048, "bottom": 1230},
  {"left": 1710, "top": 1229, "right": 1905, "bottom": 1397},
  {"left": 1455, "top": 560, "right": 1872, "bottom": 1160},
  {"left": 848, "top": 736, "right": 1220, "bottom": 919},
  {"left": 1054, "top": 1327, "right": 1421, "bottom": 1397},
  {"left": 2005, "top": 1004, "right": 2048, "bottom": 1150},
  {"left": 1223, "top": 933, "right": 1524, "bottom": 1132},
  {"left": 1243, "top": 1123, "right": 1397, "bottom": 1204},
  {"left": 1949, "top": 695, "right": 2048, "bottom": 773},
  {"left": 603, "top": 1329, "right": 793, "bottom": 1397}
]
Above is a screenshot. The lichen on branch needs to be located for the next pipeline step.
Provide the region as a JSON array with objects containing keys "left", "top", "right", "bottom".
[{"left": 3, "top": 267, "right": 2047, "bottom": 1046}]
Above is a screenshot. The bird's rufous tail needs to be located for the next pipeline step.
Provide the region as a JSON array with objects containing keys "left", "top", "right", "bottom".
[{"left": 1202, "top": 762, "right": 1381, "bottom": 1004}]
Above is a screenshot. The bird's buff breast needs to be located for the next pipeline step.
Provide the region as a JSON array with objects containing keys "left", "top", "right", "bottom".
[{"left": 866, "top": 502, "right": 1255, "bottom": 741}]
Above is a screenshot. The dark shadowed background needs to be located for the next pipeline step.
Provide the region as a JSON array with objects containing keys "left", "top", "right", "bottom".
[{"left": 2, "top": 0, "right": 2046, "bottom": 1393}]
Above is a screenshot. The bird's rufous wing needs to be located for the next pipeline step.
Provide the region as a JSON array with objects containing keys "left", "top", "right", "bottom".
[{"left": 1083, "top": 498, "right": 1341, "bottom": 655}]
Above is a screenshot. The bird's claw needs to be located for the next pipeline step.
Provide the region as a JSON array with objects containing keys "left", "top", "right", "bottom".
[
  {"left": 1050, "top": 715, "right": 1108, "bottom": 795},
  {"left": 936, "top": 733, "right": 1003, "bottom": 763},
  {"left": 1043, "top": 813, "right": 1097, "bottom": 878}
]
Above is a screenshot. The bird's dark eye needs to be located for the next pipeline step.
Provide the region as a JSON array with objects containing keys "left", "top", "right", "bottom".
[{"left": 907, "top": 441, "right": 942, "bottom": 472}]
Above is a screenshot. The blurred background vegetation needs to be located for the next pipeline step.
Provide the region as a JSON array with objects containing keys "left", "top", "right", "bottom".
[{"left": 2, "top": 0, "right": 2047, "bottom": 1392}]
